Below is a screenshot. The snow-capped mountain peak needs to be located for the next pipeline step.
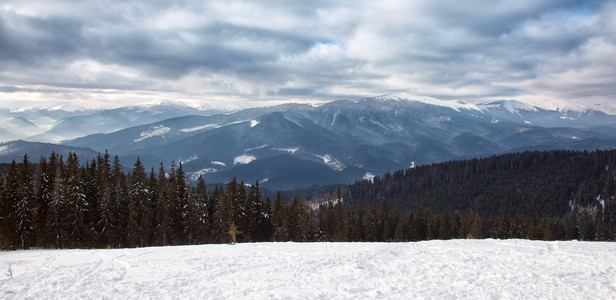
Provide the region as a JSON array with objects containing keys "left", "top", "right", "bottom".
[
  {"left": 479, "top": 100, "right": 539, "bottom": 116},
  {"left": 370, "top": 93, "right": 482, "bottom": 112}
]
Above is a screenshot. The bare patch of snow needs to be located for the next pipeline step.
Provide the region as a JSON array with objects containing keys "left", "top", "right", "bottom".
[
  {"left": 524, "top": 120, "right": 532, "bottom": 124},
  {"left": 245, "top": 144, "right": 268, "bottom": 152},
  {"left": 250, "top": 120, "right": 260, "bottom": 127},
  {"left": 0, "top": 145, "right": 9, "bottom": 155},
  {"left": 179, "top": 124, "right": 217, "bottom": 133},
  {"left": 363, "top": 172, "right": 375, "bottom": 182},
  {"left": 490, "top": 118, "right": 500, "bottom": 124},
  {"left": 234, "top": 155, "right": 256, "bottom": 165},
  {"left": 211, "top": 161, "right": 226, "bottom": 167},
  {"left": 228, "top": 120, "right": 250, "bottom": 126},
  {"left": 134, "top": 125, "right": 170, "bottom": 142},
  {"left": 273, "top": 147, "right": 300, "bottom": 154},
  {"left": 180, "top": 155, "right": 198, "bottom": 164},
  {"left": 316, "top": 154, "right": 344, "bottom": 171},
  {"left": 188, "top": 168, "right": 218, "bottom": 181}
]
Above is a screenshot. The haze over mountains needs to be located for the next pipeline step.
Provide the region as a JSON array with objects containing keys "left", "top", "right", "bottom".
[
  {"left": 0, "top": 102, "right": 221, "bottom": 143},
  {"left": 2, "top": 94, "right": 616, "bottom": 190}
]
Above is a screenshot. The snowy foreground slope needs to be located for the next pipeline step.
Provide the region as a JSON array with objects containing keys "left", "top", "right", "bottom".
[{"left": 2, "top": 240, "right": 615, "bottom": 299}]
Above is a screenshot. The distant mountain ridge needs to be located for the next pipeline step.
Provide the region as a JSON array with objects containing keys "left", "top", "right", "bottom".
[
  {"left": 2, "top": 95, "right": 616, "bottom": 190},
  {"left": 0, "top": 103, "right": 222, "bottom": 143}
]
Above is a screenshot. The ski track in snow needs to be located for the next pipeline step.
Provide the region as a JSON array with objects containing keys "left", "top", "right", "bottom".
[{"left": 1, "top": 240, "right": 615, "bottom": 299}]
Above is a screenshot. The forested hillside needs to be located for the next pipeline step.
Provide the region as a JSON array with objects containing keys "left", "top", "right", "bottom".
[
  {"left": 1, "top": 150, "right": 615, "bottom": 250},
  {"left": 345, "top": 150, "right": 616, "bottom": 217}
]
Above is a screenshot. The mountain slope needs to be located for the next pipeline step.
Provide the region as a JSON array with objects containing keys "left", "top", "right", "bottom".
[
  {"left": 0, "top": 103, "right": 221, "bottom": 143},
  {"left": 0, "top": 140, "right": 98, "bottom": 163},
  {"left": 56, "top": 95, "right": 616, "bottom": 189}
]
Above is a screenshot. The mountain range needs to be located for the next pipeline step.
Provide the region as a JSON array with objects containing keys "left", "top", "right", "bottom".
[
  {"left": 2, "top": 93, "right": 616, "bottom": 190},
  {"left": 0, "top": 102, "right": 221, "bottom": 143}
]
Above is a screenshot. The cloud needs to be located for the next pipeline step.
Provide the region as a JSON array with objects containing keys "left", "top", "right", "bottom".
[{"left": 0, "top": 0, "right": 615, "bottom": 111}]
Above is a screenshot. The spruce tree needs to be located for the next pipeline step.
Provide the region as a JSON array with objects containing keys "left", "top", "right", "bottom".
[
  {"left": 272, "top": 192, "right": 288, "bottom": 241},
  {"left": 189, "top": 175, "right": 208, "bottom": 244},
  {"left": 96, "top": 151, "right": 113, "bottom": 247},
  {"left": 147, "top": 167, "right": 159, "bottom": 245},
  {"left": 109, "top": 155, "right": 127, "bottom": 247},
  {"left": 173, "top": 162, "right": 189, "bottom": 244},
  {"left": 47, "top": 158, "right": 66, "bottom": 248},
  {"left": 64, "top": 153, "right": 88, "bottom": 247},
  {"left": 34, "top": 155, "right": 52, "bottom": 246},
  {"left": 0, "top": 160, "right": 19, "bottom": 249},
  {"left": 439, "top": 206, "right": 452, "bottom": 240},
  {"left": 127, "top": 157, "right": 148, "bottom": 247},
  {"left": 333, "top": 202, "right": 345, "bottom": 241},
  {"left": 154, "top": 163, "right": 172, "bottom": 246},
  {"left": 365, "top": 202, "right": 378, "bottom": 242}
]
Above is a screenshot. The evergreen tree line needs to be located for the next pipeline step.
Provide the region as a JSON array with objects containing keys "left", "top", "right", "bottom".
[
  {"left": 345, "top": 150, "right": 616, "bottom": 222},
  {"left": 1, "top": 150, "right": 615, "bottom": 250},
  {"left": 316, "top": 199, "right": 613, "bottom": 242},
  {"left": 0, "top": 152, "right": 279, "bottom": 249}
]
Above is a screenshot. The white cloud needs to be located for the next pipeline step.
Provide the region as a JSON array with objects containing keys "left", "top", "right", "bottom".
[{"left": 0, "top": 0, "right": 614, "bottom": 111}]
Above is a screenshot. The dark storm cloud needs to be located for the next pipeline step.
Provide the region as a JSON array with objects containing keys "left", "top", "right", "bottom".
[
  {"left": 0, "top": 13, "right": 83, "bottom": 63},
  {"left": 0, "top": 0, "right": 615, "bottom": 110}
]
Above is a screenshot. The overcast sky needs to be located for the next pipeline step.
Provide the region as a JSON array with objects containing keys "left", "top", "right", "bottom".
[{"left": 1, "top": 0, "right": 615, "bottom": 110}]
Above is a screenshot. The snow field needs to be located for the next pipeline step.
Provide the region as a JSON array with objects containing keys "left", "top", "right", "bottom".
[{"left": 1, "top": 239, "right": 615, "bottom": 299}]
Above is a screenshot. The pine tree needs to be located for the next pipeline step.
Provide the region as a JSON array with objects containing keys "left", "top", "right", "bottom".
[
  {"left": 0, "top": 160, "right": 19, "bottom": 249},
  {"left": 147, "top": 167, "right": 159, "bottom": 245},
  {"left": 206, "top": 185, "right": 221, "bottom": 242},
  {"left": 47, "top": 158, "right": 66, "bottom": 248},
  {"left": 96, "top": 151, "right": 113, "bottom": 247},
  {"left": 353, "top": 200, "right": 366, "bottom": 241},
  {"left": 439, "top": 205, "right": 452, "bottom": 240},
  {"left": 261, "top": 197, "right": 273, "bottom": 242},
  {"left": 172, "top": 162, "right": 189, "bottom": 244},
  {"left": 377, "top": 200, "right": 388, "bottom": 241},
  {"left": 387, "top": 208, "right": 401, "bottom": 242},
  {"left": 272, "top": 192, "right": 288, "bottom": 241},
  {"left": 154, "top": 163, "right": 172, "bottom": 246},
  {"left": 82, "top": 160, "right": 99, "bottom": 246},
  {"left": 245, "top": 181, "right": 266, "bottom": 242},
  {"left": 188, "top": 175, "right": 208, "bottom": 244},
  {"left": 365, "top": 202, "right": 378, "bottom": 242},
  {"left": 63, "top": 153, "right": 88, "bottom": 247},
  {"left": 34, "top": 155, "right": 52, "bottom": 246},
  {"left": 287, "top": 197, "right": 313, "bottom": 242},
  {"left": 333, "top": 202, "right": 345, "bottom": 241},
  {"left": 210, "top": 185, "right": 228, "bottom": 243},
  {"left": 15, "top": 155, "right": 35, "bottom": 249},
  {"left": 413, "top": 206, "right": 428, "bottom": 241},
  {"left": 467, "top": 211, "right": 483, "bottom": 239},
  {"left": 127, "top": 157, "right": 148, "bottom": 247},
  {"left": 109, "top": 155, "right": 127, "bottom": 247}
]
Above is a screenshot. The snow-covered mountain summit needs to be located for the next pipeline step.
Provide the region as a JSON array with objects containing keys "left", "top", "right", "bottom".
[{"left": 370, "top": 93, "right": 483, "bottom": 112}]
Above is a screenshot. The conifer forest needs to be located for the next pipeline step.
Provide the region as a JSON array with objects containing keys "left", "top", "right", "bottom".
[{"left": 1, "top": 150, "right": 615, "bottom": 250}]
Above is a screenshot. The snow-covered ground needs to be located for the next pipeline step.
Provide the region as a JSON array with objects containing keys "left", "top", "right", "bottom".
[{"left": 1, "top": 240, "right": 615, "bottom": 299}]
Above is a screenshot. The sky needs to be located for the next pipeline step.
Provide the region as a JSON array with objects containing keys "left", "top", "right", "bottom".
[{"left": 0, "top": 0, "right": 615, "bottom": 111}]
